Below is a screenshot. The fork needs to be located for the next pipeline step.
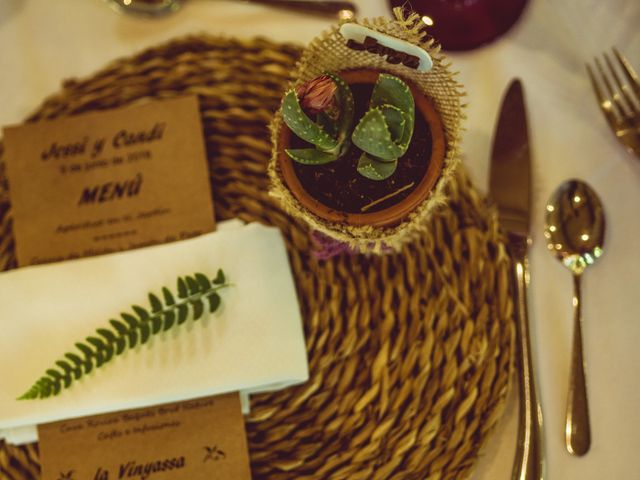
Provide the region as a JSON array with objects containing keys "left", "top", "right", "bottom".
[{"left": 586, "top": 48, "right": 640, "bottom": 157}]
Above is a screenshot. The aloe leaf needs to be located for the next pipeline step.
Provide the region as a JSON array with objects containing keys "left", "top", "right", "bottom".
[
  {"left": 285, "top": 148, "right": 338, "bottom": 165},
  {"left": 380, "top": 105, "right": 406, "bottom": 143},
  {"left": 326, "top": 72, "right": 355, "bottom": 141},
  {"left": 357, "top": 153, "right": 398, "bottom": 180},
  {"left": 371, "top": 73, "right": 415, "bottom": 115},
  {"left": 352, "top": 108, "right": 404, "bottom": 161},
  {"left": 317, "top": 112, "right": 338, "bottom": 138},
  {"left": 368, "top": 73, "right": 415, "bottom": 156},
  {"left": 281, "top": 90, "right": 338, "bottom": 151}
]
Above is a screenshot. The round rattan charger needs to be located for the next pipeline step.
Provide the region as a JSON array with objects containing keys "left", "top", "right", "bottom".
[{"left": 0, "top": 36, "right": 514, "bottom": 480}]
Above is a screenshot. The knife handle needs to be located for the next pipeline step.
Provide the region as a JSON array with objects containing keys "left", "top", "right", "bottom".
[
  {"left": 247, "top": 0, "right": 357, "bottom": 17},
  {"left": 510, "top": 244, "right": 544, "bottom": 480}
]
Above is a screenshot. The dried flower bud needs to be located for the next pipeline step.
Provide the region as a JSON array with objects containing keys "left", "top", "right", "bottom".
[{"left": 295, "top": 75, "right": 337, "bottom": 115}]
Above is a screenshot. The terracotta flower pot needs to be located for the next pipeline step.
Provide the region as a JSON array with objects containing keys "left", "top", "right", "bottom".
[{"left": 277, "top": 69, "right": 446, "bottom": 228}]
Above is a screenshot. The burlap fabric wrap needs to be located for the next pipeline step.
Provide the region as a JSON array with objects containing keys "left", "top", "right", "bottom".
[
  {"left": 0, "top": 35, "right": 513, "bottom": 480},
  {"left": 269, "top": 9, "right": 465, "bottom": 253}
]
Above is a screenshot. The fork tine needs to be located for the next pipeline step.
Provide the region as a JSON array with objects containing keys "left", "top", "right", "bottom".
[
  {"left": 604, "top": 52, "right": 639, "bottom": 115},
  {"left": 586, "top": 63, "right": 619, "bottom": 129},
  {"left": 613, "top": 47, "right": 640, "bottom": 99},
  {"left": 595, "top": 56, "right": 631, "bottom": 119}
]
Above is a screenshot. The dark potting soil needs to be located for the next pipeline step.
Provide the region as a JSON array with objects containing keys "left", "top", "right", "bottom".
[{"left": 291, "top": 82, "right": 433, "bottom": 214}]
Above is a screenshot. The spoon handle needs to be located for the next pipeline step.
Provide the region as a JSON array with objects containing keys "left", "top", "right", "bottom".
[
  {"left": 565, "top": 273, "right": 591, "bottom": 456},
  {"left": 510, "top": 247, "right": 543, "bottom": 480},
  {"left": 246, "top": 0, "right": 357, "bottom": 17}
]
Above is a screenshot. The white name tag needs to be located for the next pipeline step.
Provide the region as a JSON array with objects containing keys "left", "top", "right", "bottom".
[{"left": 339, "top": 23, "right": 433, "bottom": 73}]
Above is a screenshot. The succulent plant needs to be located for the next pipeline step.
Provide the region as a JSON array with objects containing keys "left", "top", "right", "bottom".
[
  {"left": 352, "top": 74, "right": 415, "bottom": 180},
  {"left": 282, "top": 73, "right": 355, "bottom": 165},
  {"left": 281, "top": 72, "right": 416, "bottom": 181}
]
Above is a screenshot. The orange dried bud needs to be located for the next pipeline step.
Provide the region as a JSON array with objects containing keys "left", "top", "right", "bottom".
[{"left": 295, "top": 75, "right": 337, "bottom": 115}]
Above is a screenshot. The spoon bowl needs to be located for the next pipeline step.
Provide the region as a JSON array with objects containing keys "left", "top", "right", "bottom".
[
  {"left": 544, "top": 179, "right": 605, "bottom": 457},
  {"left": 545, "top": 180, "right": 605, "bottom": 275}
]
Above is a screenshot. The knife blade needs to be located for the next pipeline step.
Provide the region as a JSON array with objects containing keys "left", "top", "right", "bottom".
[{"left": 489, "top": 79, "right": 543, "bottom": 480}]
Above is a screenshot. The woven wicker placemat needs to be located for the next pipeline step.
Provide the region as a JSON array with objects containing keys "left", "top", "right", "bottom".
[{"left": 0, "top": 35, "right": 514, "bottom": 480}]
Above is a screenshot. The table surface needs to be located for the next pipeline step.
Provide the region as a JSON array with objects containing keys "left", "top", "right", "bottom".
[{"left": 1, "top": 0, "right": 639, "bottom": 478}]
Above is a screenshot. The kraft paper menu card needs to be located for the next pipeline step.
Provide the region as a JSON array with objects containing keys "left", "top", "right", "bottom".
[
  {"left": 38, "top": 393, "right": 252, "bottom": 480},
  {"left": 2, "top": 96, "right": 215, "bottom": 266}
]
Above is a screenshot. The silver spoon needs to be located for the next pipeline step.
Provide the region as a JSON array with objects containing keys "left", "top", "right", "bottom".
[
  {"left": 544, "top": 179, "right": 605, "bottom": 456},
  {"left": 107, "top": 0, "right": 357, "bottom": 19}
]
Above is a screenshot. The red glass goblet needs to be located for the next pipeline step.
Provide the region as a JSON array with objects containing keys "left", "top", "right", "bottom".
[{"left": 389, "top": 0, "right": 529, "bottom": 51}]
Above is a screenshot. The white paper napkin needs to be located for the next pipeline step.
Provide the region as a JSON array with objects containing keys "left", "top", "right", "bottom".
[{"left": 0, "top": 221, "right": 308, "bottom": 444}]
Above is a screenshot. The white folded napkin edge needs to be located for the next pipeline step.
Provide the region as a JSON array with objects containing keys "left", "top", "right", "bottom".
[{"left": 0, "top": 219, "right": 308, "bottom": 444}]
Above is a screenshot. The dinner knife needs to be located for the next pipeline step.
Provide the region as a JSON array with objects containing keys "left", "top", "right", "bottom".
[{"left": 489, "top": 79, "right": 543, "bottom": 480}]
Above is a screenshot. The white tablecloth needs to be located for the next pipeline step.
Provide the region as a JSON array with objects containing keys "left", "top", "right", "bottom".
[{"left": 1, "top": 0, "right": 638, "bottom": 478}]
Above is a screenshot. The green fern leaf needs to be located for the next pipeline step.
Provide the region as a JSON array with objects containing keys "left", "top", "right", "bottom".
[
  {"left": 149, "top": 293, "right": 163, "bottom": 313},
  {"left": 213, "top": 269, "right": 226, "bottom": 285},
  {"left": 55, "top": 360, "right": 73, "bottom": 375},
  {"left": 163, "top": 311, "right": 176, "bottom": 331},
  {"left": 114, "top": 337, "right": 126, "bottom": 356},
  {"left": 76, "top": 342, "right": 93, "bottom": 358},
  {"left": 150, "top": 315, "right": 162, "bottom": 334},
  {"left": 18, "top": 271, "right": 231, "bottom": 400},
  {"left": 86, "top": 336, "right": 106, "bottom": 351},
  {"left": 162, "top": 287, "right": 175, "bottom": 306},
  {"left": 97, "top": 328, "right": 116, "bottom": 343},
  {"left": 139, "top": 322, "right": 151, "bottom": 344},
  {"left": 186, "top": 276, "right": 199, "bottom": 295},
  {"left": 207, "top": 293, "right": 221, "bottom": 313},
  {"left": 46, "top": 369, "right": 62, "bottom": 380},
  {"left": 177, "top": 304, "right": 189, "bottom": 325},
  {"left": 195, "top": 273, "right": 211, "bottom": 290},
  {"left": 177, "top": 278, "right": 187, "bottom": 298},
  {"left": 110, "top": 319, "right": 128, "bottom": 336},
  {"left": 102, "top": 343, "right": 115, "bottom": 363},
  {"left": 127, "top": 329, "right": 138, "bottom": 349},
  {"left": 132, "top": 305, "right": 149, "bottom": 321},
  {"left": 121, "top": 313, "right": 139, "bottom": 329},
  {"left": 192, "top": 300, "right": 204, "bottom": 320}
]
